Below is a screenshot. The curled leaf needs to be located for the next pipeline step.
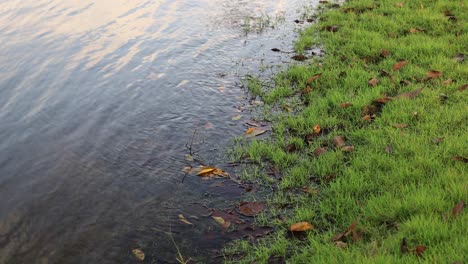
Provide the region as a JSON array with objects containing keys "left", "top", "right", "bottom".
[
  {"left": 313, "top": 125, "right": 321, "bottom": 134},
  {"left": 290, "top": 221, "right": 314, "bottom": 232},
  {"left": 306, "top": 73, "right": 322, "bottom": 84},
  {"left": 132, "top": 249, "right": 145, "bottom": 261}
]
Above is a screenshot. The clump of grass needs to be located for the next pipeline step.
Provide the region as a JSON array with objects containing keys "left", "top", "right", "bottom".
[{"left": 227, "top": 0, "right": 467, "bottom": 263}]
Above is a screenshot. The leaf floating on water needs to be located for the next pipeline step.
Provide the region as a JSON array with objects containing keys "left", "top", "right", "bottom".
[
  {"left": 212, "top": 216, "right": 231, "bottom": 229},
  {"left": 245, "top": 128, "right": 267, "bottom": 138},
  {"left": 451, "top": 200, "right": 464, "bottom": 217},
  {"left": 239, "top": 202, "right": 265, "bottom": 216},
  {"left": 132, "top": 249, "right": 145, "bottom": 261},
  {"left": 393, "top": 60, "right": 408, "bottom": 71},
  {"left": 176, "top": 80, "right": 190, "bottom": 88},
  {"left": 186, "top": 166, "right": 229, "bottom": 178},
  {"left": 178, "top": 214, "right": 193, "bottom": 225},
  {"left": 306, "top": 73, "right": 322, "bottom": 84},
  {"left": 271, "top": 48, "right": 281, "bottom": 52},
  {"left": 231, "top": 115, "right": 242, "bottom": 121},
  {"left": 197, "top": 167, "right": 216, "bottom": 176},
  {"left": 290, "top": 221, "right": 314, "bottom": 232}
]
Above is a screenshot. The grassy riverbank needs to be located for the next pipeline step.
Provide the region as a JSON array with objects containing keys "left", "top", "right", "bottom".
[{"left": 226, "top": 0, "right": 467, "bottom": 263}]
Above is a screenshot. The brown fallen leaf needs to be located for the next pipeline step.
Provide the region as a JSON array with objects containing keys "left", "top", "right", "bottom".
[
  {"left": 409, "top": 28, "right": 424, "bottom": 33},
  {"left": 245, "top": 127, "right": 267, "bottom": 137},
  {"left": 324, "top": 25, "right": 339, "bottom": 32},
  {"left": 193, "top": 166, "right": 229, "bottom": 177},
  {"left": 333, "top": 220, "right": 358, "bottom": 242},
  {"left": 413, "top": 245, "right": 428, "bottom": 257},
  {"left": 451, "top": 200, "right": 464, "bottom": 217},
  {"left": 306, "top": 73, "right": 322, "bottom": 84},
  {"left": 178, "top": 214, "right": 193, "bottom": 225},
  {"left": 395, "top": 87, "right": 424, "bottom": 99},
  {"left": 286, "top": 143, "right": 298, "bottom": 153},
  {"left": 333, "top": 136, "right": 346, "bottom": 148},
  {"left": 239, "top": 202, "right": 265, "bottom": 216},
  {"left": 290, "top": 221, "right": 314, "bottom": 232},
  {"left": 393, "top": 60, "right": 408, "bottom": 71},
  {"left": 341, "top": 145, "right": 355, "bottom": 152},
  {"left": 385, "top": 144, "right": 394, "bottom": 154},
  {"left": 458, "top": 84, "right": 467, "bottom": 91},
  {"left": 368, "top": 78, "right": 380, "bottom": 87},
  {"left": 301, "top": 86, "right": 313, "bottom": 95},
  {"left": 312, "top": 147, "right": 328, "bottom": 157},
  {"left": 373, "top": 97, "right": 394, "bottom": 104},
  {"left": 363, "top": 114, "right": 372, "bottom": 122},
  {"left": 132, "top": 249, "right": 145, "bottom": 261},
  {"left": 395, "top": 2, "right": 404, "bottom": 8},
  {"left": 339, "top": 102, "right": 353, "bottom": 108},
  {"left": 441, "top": 79, "right": 452, "bottom": 85},
  {"left": 292, "top": 54, "right": 307, "bottom": 61},
  {"left": 334, "top": 241, "right": 348, "bottom": 249},
  {"left": 392, "top": 124, "right": 409, "bottom": 129},
  {"left": 426, "top": 70, "right": 443, "bottom": 79},
  {"left": 453, "top": 156, "right": 468, "bottom": 163},
  {"left": 380, "top": 49, "right": 391, "bottom": 58},
  {"left": 313, "top": 124, "right": 321, "bottom": 134}
]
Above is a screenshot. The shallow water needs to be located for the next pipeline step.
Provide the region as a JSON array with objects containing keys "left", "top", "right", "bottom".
[{"left": 0, "top": 0, "right": 319, "bottom": 263}]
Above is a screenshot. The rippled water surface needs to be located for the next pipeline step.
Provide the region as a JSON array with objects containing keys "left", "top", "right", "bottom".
[{"left": 0, "top": 0, "right": 318, "bottom": 263}]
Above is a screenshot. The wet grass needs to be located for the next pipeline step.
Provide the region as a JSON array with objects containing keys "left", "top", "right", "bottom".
[{"left": 226, "top": 0, "right": 467, "bottom": 263}]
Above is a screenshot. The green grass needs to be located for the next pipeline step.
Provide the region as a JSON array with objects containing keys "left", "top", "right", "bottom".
[{"left": 227, "top": 0, "right": 467, "bottom": 263}]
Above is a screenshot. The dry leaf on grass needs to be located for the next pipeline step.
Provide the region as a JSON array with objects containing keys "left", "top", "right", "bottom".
[
  {"left": 245, "top": 127, "right": 267, "bottom": 137},
  {"left": 451, "top": 200, "right": 464, "bottom": 217},
  {"left": 239, "top": 202, "right": 265, "bottom": 216},
  {"left": 368, "top": 78, "right": 380, "bottom": 87},
  {"left": 393, "top": 60, "right": 408, "bottom": 71},
  {"left": 290, "top": 221, "right": 314, "bottom": 232},
  {"left": 306, "top": 73, "right": 322, "bottom": 84},
  {"left": 339, "top": 102, "right": 353, "bottom": 108}
]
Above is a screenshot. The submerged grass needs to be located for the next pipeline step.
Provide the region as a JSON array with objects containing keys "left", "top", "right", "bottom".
[{"left": 227, "top": 0, "right": 467, "bottom": 263}]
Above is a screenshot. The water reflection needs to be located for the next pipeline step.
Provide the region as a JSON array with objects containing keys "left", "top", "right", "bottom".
[{"left": 0, "top": 0, "right": 314, "bottom": 263}]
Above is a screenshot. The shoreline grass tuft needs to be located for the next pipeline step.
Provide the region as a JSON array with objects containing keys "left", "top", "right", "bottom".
[{"left": 227, "top": 0, "right": 467, "bottom": 263}]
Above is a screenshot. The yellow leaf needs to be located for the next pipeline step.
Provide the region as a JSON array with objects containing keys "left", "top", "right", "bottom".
[
  {"left": 132, "top": 249, "right": 145, "bottom": 261},
  {"left": 212, "top": 216, "right": 231, "bottom": 229},
  {"left": 290, "top": 221, "right": 314, "bottom": 232},
  {"left": 197, "top": 167, "right": 216, "bottom": 176},
  {"left": 232, "top": 115, "right": 242, "bottom": 121},
  {"left": 246, "top": 127, "right": 255, "bottom": 134},
  {"left": 178, "top": 214, "right": 193, "bottom": 225},
  {"left": 313, "top": 125, "right": 321, "bottom": 134}
]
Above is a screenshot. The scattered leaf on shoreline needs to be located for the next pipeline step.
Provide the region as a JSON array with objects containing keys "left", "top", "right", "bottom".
[
  {"left": 368, "top": 78, "right": 380, "bottom": 87},
  {"left": 333, "top": 136, "right": 346, "bottom": 148},
  {"left": 290, "top": 222, "right": 314, "bottom": 232},
  {"left": 232, "top": 115, "right": 242, "bottom": 121},
  {"left": 132, "top": 249, "right": 145, "bottom": 261},
  {"left": 292, "top": 54, "right": 307, "bottom": 61},
  {"left": 451, "top": 200, "right": 464, "bottom": 217},
  {"left": 339, "top": 102, "right": 353, "bottom": 108},
  {"left": 245, "top": 127, "right": 267, "bottom": 137},
  {"left": 393, "top": 60, "right": 408, "bottom": 71},
  {"left": 179, "top": 214, "right": 193, "bottom": 225},
  {"left": 239, "top": 202, "right": 265, "bottom": 216},
  {"left": 212, "top": 216, "right": 231, "bottom": 229},
  {"left": 306, "top": 73, "right": 322, "bottom": 84}
]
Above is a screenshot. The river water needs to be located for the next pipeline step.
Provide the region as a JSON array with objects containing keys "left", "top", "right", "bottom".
[{"left": 0, "top": 0, "right": 318, "bottom": 263}]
